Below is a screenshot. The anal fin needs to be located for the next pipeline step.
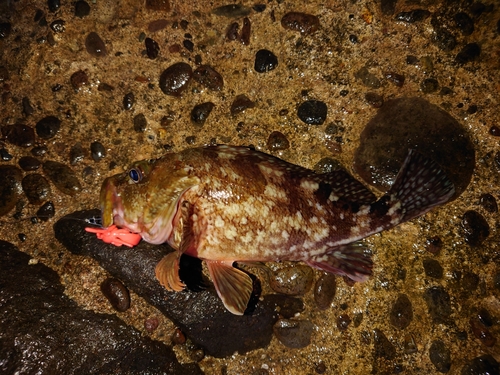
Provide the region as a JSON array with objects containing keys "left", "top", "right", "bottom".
[
  {"left": 155, "top": 252, "right": 186, "bottom": 291},
  {"left": 306, "top": 241, "right": 373, "bottom": 282},
  {"left": 206, "top": 260, "right": 253, "bottom": 315}
]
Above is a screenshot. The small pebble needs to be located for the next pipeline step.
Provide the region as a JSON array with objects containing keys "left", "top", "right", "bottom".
[
  {"left": 423, "top": 258, "right": 443, "bottom": 279},
  {"left": 424, "top": 286, "right": 452, "bottom": 324},
  {"left": 365, "top": 92, "right": 383, "bottom": 108},
  {"left": 455, "top": 43, "right": 481, "bottom": 64},
  {"left": 159, "top": 62, "right": 192, "bottom": 96},
  {"left": 133, "top": 113, "right": 148, "bottom": 132},
  {"left": 349, "top": 34, "right": 358, "bottom": 43},
  {"left": 269, "top": 265, "right": 314, "bottom": 295},
  {"left": 390, "top": 294, "right": 413, "bottom": 330},
  {"left": 420, "top": 78, "right": 439, "bottom": 93},
  {"left": 489, "top": 126, "right": 500, "bottom": 136},
  {"left": 145, "top": 0, "right": 170, "bottom": 11},
  {"left": 432, "top": 28, "right": 457, "bottom": 51},
  {"left": 231, "top": 94, "right": 255, "bottom": 115},
  {"left": 43, "top": 160, "right": 82, "bottom": 196},
  {"left": 240, "top": 17, "right": 251, "bottom": 45},
  {"left": 90, "top": 141, "right": 106, "bottom": 162},
  {"left": 191, "top": 102, "right": 214, "bottom": 125},
  {"left": 185, "top": 135, "right": 196, "bottom": 145},
  {"left": 192, "top": 65, "right": 224, "bottom": 91},
  {"left": 477, "top": 308, "right": 493, "bottom": 327},
  {"left": 211, "top": 4, "right": 251, "bottom": 17},
  {"left": 100, "top": 277, "right": 131, "bottom": 312},
  {"left": 18, "top": 233, "right": 27, "bottom": 241},
  {"left": 273, "top": 319, "right": 314, "bottom": 348},
  {"left": 1, "top": 124, "right": 35, "bottom": 147},
  {"left": 144, "top": 317, "right": 159, "bottom": 333},
  {"left": 36, "top": 201, "right": 55, "bottom": 221},
  {"left": 171, "top": 328, "right": 186, "bottom": 344},
  {"left": 426, "top": 236, "right": 443, "bottom": 254},
  {"left": 0, "top": 166, "right": 23, "bottom": 216},
  {"left": 429, "top": 340, "right": 451, "bottom": 373},
  {"left": 373, "top": 329, "right": 396, "bottom": 360},
  {"left": 454, "top": 12, "right": 474, "bottom": 35},
  {"left": 123, "top": 92, "right": 135, "bottom": 110},
  {"left": 36, "top": 116, "right": 61, "bottom": 139},
  {"left": 183, "top": 39, "right": 194, "bottom": 52},
  {"left": 314, "top": 157, "right": 342, "bottom": 174},
  {"left": 267, "top": 131, "right": 289, "bottom": 152},
  {"left": 145, "top": 37, "right": 160, "bottom": 59},
  {"left": 47, "top": 0, "right": 60, "bottom": 12},
  {"left": 461, "top": 355, "right": 499, "bottom": 375},
  {"left": 253, "top": 4, "right": 265, "bottom": 12},
  {"left": 385, "top": 72, "right": 405, "bottom": 87},
  {"left": 50, "top": 19, "right": 65, "bottom": 33},
  {"left": 74, "top": 0, "right": 91, "bottom": 18},
  {"left": 336, "top": 314, "right": 351, "bottom": 331},
  {"left": 478, "top": 193, "right": 498, "bottom": 213},
  {"left": 470, "top": 317, "right": 496, "bottom": 347},
  {"left": 254, "top": 49, "right": 278, "bottom": 73},
  {"left": 421, "top": 55, "right": 434, "bottom": 73},
  {"left": 395, "top": 9, "right": 430, "bottom": 23},
  {"left": 461, "top": 210, "right": 489, "bottom": 247},
  {"left": 98, "top": 82, "right": 114, "bottom": 92},
  {"left": 148, "top": 19, "right": 168, "bottom": 33},
  {"left": 297, "top": 100, "right": 327, "bottom": 125},
  {"left": 85, "top": 32, "right": 107, "bottom": 57},
  {"left": 22, "top": 97, "right": 35, "bottom": 116},
  {"left": 226, "top": 22, "right": 239, "bottom": 40},
  {"left": 281, "top": 12, "right": 320, "bottom": 35},
  {"left": 70, "top": 70, "right": 89, "bottom": 92},
  {"left": 18, "top": 156, "right": 41, "bottom": 171},
  {"left": 31, "top": 145, "right": 48, "bottom": 157},
  {"left": 69, "top": 143, "right": 85, "bottom": 165},
  {"left": 190, "top": 349, "right": 205, "bottom": 362},
  {"left": 313, "top": 273, "right": 336, "bottom": 310},
  {"left": 0, "top": 22, "right": 12, "bottom": 39},
  {"left": 315, "top": 361, "right": 326, "bottom": 374},
  {"left": 354, "top": 67, "right": 381, "bottom": 88},
  {"left": 404, "top": 334, "right": 417, "bottom": 354},
  {"left": 22, "top": 174, "right": 51, "bottom": 204}
]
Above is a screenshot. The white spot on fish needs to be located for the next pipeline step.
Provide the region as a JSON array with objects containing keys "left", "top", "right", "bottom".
[
  {"left": 281, "top": 230, "right": 290, "bottom": 240},
  {"left": 214, "top": 215, "right": 224, "bottom": 228},
  {"left": 300, "top": 180, "right": 319, "bottom": 191}
]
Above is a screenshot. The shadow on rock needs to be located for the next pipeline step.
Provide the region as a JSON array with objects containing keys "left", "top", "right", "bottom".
[{"left": 0, "top": 240, "right": 202, "bottom": 375}]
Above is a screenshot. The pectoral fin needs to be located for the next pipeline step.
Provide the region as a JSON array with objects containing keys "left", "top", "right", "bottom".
[
  {"left": 306, "top": 241, "right": 373, "bottom": 282},
  {"left": 206, "top": 260, "right": 253, "bottom": 315},
  {"left": 155, "top": 252, "right": 186, "bottom": 291}
]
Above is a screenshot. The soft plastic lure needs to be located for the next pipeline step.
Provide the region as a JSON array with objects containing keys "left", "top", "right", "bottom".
[{"left": 85, "top": 225, "right": 141, "bottom": 248}]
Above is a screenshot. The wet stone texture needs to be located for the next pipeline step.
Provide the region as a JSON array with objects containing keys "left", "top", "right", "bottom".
[
  {"left": 0, "top": 240, "right": 202, "bottom": 375},
  {"left": 1, "top": 0, "right": 499, "bottom": 373}
]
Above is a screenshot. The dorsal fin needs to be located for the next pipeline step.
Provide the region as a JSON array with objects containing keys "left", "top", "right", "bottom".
[{"left": 318, "top": 170, "right": 377, "bottom": 205}]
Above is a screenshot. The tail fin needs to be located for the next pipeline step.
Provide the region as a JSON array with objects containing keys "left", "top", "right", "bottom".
[{"left": 390, "top": 149, "right": 455, "bottom": 222}]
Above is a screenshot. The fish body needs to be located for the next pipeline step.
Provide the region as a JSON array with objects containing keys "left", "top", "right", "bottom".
[{"left": 99, "top": 145, "right": 454, "bottom": 314}]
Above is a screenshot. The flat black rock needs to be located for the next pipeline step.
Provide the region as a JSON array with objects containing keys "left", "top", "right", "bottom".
[
  {"left": 54, "top": 210, "right": 303, "bottom": 358},
  {"left": 0, "top": 240, "right": 202, "bottom": 375}
]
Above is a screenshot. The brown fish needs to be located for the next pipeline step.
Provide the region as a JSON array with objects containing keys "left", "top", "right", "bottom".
[{"left": 97, "top": 145, "right": 454, "bottom": 314}]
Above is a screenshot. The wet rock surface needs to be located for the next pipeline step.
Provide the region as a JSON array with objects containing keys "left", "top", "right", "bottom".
[
  {"left": 54, "top": 210, "right": 303, "bottom": 358},
  {"left": 353, "top": 97, "right": 475, "bottom": 196},
  {"left": 0, "top": 0, "right": 498, "bottom": 372},
  {"left": 0, "top": 240, "right": 202, "bottom": 375}
]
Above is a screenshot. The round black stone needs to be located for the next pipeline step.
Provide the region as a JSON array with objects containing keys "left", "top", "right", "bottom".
[
  {"left": 254, "top": 49, "right": 278, "bottom": 73},
  {"left": 297, "top": 100, "right": 327, "bottom": 125}
]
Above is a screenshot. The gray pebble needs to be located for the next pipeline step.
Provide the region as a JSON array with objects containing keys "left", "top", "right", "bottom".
[
  {"left": 313, "top": 273, "right": 336, "bottom": 310},
  {"left": 273, "top": 319, "right": 314, "bottom": 348},
  {"left": 43, "top": 161, "right": 82, "bottom": 196},
  {"left": 389, "top": 294, "right": 413, "bottom": 329},
  {"left": 90, "top": 142, "right": 106, "bottom": 162},
  {"left": 429, "top": 340, "right": 451, "bottom": 373},
  {"left": 22, "top": 174, "right": 51, "bottom": 204},
  {"left": 269, "top": 265, "right": 314, "bottom": 295},
  {"left": 0, "top": 165, "right": 23, "bottom": 216}
]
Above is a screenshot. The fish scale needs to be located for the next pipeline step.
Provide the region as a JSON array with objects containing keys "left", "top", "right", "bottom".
[{"left": 93, "top": 145, "right": 455, "bottom": 315}]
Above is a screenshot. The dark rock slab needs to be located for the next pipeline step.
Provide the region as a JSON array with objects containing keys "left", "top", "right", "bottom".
[
  {"left": 54, "top": 210, "right": 302, "bottom": 357},
  {"left": 0, "top": 240, "right": 202, "bottom": 375}
]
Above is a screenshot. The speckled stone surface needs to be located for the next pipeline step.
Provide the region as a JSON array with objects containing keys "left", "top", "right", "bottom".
[{"left": 1, "top": 0, "right": 499, "bottom": 373}]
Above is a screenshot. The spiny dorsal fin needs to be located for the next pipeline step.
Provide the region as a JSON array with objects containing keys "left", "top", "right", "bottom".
[
  {"left": 206, "top": 260, "right": 253, "bottom": 315},
  {"left": 319, "top": 170, "right": 377, "bottom": 205}
]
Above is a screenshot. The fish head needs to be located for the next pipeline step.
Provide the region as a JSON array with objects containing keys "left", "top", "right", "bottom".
[{"left": 100, "top": 155, "right": 199, "bottom": 245}]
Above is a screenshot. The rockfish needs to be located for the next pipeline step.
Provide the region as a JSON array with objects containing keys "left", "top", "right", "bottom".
[{"left": 92, "top": 145, "right": 454, "bottom": 315}]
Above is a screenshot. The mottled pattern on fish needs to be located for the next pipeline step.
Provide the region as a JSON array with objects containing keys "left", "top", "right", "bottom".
[{"left": 99, "top": 145, "right": 455, "bottom": 314}]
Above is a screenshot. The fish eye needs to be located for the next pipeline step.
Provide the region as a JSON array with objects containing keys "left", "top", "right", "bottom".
[{"left": 128, "top": 168, "right": 143, "bottom": 183}]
